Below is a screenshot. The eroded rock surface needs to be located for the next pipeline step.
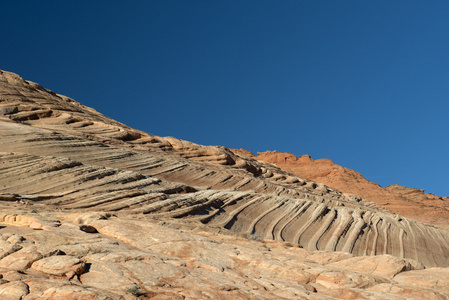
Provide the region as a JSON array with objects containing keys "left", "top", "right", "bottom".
[
  {"left": 0, "top": 70, "right": 449, "bottom": 299},
  {"left": 253, "top": 150, "right": 449, "bottom": 227},
  {"left": 0, "top": 213, "right": 446, "bottom": 299}
]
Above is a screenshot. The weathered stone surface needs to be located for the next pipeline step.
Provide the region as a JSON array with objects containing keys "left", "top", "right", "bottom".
[
  {"left": 31, "top": 256, "right": 86, "bottom": 276},
  {"left": 315, "top": 270, "right": 390, "bottom": 289},
  {"left": 0, "top": 215, "right": 38, "bottom": 227},
  {"left": 367, "top": 283, "right": 449, "bottom": 300},
  {"left": 0, "top": 211, "right": 446, "bottom": 299},
  {"left": 29, "top": 220, "right": 60, "bottom": 230},
  {"left": 6, "top": 234, "right": 25, "bottom": 245},
  {"left": 253, "top": 150, "right": 449, "bottom": 227},
  {"left": 393, "top": 268, "right": 449, "bottom": 295},
  {"left": 0, "top": 248, "right": 43, "bottom": 270},
  {"left": 24, "top": 285, "right": 123, "bottom": 300},
  {"left": 305, "top": 251, "right": 354, "bottom": 265},
  {"left": 327, "top": 255, "right": 425, "bottom": 278},
  {"left": 0, "top": 240, "right": 22, "bottom": 260},
  {"left": 0, "top": 270, "right": 28, "bottom": 282},
  {"left": 0, "top": 281, "right": 29, "bottom": 299},
  {"left": 1, "top": 69, "right": 449, "bottom": 298}
]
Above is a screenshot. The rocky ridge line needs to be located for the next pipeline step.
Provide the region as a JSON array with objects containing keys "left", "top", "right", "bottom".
[
  {"left": 1, "top": 70, "right": 449, "bottom": 299},
  {"left": 241, "top": 150, "right": 449, "bottom": 227}
]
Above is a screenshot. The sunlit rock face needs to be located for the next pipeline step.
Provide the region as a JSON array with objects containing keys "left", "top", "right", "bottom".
[
  {"left": 1, "top": 69, "right": 449, "bottom": 299},
  {"left": 254, "top": 150, "right": 449, "bottom": 227}
]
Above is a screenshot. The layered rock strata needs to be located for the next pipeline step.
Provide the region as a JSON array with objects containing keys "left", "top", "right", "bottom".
[
  {"left": 1, "top": 70, "right": 449, "bottom": 299},
  {"left": 253, "top": 150, "right": 449, "bottom": 227}
]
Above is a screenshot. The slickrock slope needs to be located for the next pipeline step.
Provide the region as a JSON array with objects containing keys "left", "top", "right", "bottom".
[
  {"left": 1, "top": 70, "right": 449, "bottom": 299},
  {"left": 253, "top": 150, "right": 449, "bottom": 227},
  {"left": 1, "top": 212, "right": 447, "bottom": 300}
]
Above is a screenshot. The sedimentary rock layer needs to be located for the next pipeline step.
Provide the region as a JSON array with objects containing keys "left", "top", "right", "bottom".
[
  {"left": 253, "top": 150, "right": 449, "bottom": 227},
  {"left": 0, "top": 212, "right": 447, "bottom": 299},
  {"left": 1, "top": 70, "right": 449, "bottom": 271}
]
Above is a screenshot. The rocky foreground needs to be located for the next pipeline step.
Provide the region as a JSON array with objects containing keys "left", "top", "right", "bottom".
[{"left": 1, "top": 70, "right": 449, "bottom": 299}]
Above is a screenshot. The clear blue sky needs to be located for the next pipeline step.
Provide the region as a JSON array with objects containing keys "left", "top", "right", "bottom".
[{"left": 2, "top": 1, "right": 449, "bottom": 196}]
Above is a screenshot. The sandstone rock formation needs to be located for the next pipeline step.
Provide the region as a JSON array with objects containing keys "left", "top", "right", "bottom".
[
  {"left": 1, "top": 69, "right": 449, "bottom": 299},
  {"left": 253, "top": 150, "right": 449, "bottom": 227}
]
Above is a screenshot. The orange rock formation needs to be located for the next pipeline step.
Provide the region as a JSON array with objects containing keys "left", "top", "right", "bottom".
[{"left": 252, "top": 150, "right": 449, "bottom": 227}]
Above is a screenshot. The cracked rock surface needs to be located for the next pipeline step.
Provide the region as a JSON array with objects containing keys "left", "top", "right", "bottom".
[{"left": 1, "top": 70, "right": 449, "bottom": 299}]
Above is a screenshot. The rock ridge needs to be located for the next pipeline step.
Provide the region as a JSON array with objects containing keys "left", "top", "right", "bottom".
[
  {"left": 1, "top": 70, "right": 449, "bottom": 299},
  {"left": 252, "top": 150, "right": 449, "bottom": 227}
]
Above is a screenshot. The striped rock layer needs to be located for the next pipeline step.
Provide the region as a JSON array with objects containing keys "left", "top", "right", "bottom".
[{"left": 1, "top": 69, "right": 449, "bottom": 268}]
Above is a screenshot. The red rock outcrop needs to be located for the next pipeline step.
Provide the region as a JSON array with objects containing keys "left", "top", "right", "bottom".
[{"left": 253, "top": 150, "right": 449, "bottom": 227}]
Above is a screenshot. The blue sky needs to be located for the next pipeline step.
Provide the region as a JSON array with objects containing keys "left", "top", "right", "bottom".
[{"left": 2, "top": 1, "right": 449, "bottom": 196}]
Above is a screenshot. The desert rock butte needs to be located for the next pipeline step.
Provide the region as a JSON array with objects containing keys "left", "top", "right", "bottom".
[{"left": 0, "top": 70, "right": 449, "bottom": 299}]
